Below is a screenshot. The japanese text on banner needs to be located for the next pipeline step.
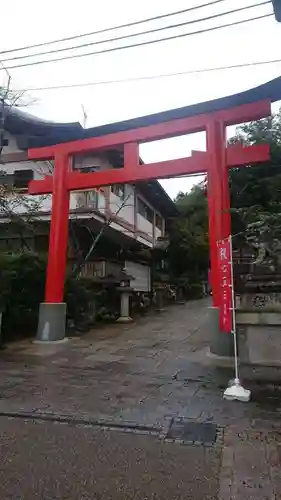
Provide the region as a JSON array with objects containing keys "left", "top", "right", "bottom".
[{"left": 218, "top": 238, "right": 233, "bottom": 333}]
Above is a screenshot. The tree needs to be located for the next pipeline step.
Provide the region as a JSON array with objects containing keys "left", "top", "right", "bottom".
[
  {"left": 159, "top": 110, "right": 281, "bottom": 286},
  {"left": 0, "top": 74, "right": 48, "bottom": 251},
  {"left": 229, "top": 108, "right": 281, "bottom": 263},
  {"left": 72, "top": 190, "right": 132, "bottom": 276},
  {"left": 0, "top": 67, "right": 34, "bottom": 157},
  {"left": 167, "top": 182, "right": 209, "bottom": 284}
]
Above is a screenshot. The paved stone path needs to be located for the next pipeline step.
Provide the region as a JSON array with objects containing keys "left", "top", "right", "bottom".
[{"left": 0, "top": 299, "right": 280, "bottom": 498}]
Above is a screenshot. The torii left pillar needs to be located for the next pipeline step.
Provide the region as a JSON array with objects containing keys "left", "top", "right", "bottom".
[{"left": 36, "top": 152, "right": 71, "bottom": 342}]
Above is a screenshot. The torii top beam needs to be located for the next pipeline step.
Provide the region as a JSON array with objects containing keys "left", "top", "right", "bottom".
[{"left": 27, "top": 76, "right": 281, "bottom": 197}]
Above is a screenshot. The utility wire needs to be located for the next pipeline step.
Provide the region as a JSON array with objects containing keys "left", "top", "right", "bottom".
[
  {"left": 0, "top": 2, "right": 270, "bottom": 64},
  {"left": 17, "top": 57, "right": 281, "bottom": 93},
  {"left": 0, "top": 0, "right": 228, "bottom": 55},
  {"left": 0, "top": 13, "right": 273, "bottom": 71}
]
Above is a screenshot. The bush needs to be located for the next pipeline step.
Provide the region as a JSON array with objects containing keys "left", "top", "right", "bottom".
[
  {"left": 0, "top": 251, "right": 46, "bottom": 339},
  {"left": 65, "top": 275, "right": 98, "bottom": 332},
  {"left": 185, "top": 282, "right": 204, "bottom": 300},
  {"left": 0, "top": 251, "right": 118, "bottom": 341}
]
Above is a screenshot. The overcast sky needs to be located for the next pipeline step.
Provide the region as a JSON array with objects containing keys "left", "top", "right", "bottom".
[{"left": 0, "top": 0, "right": 280, "bottom": 199}]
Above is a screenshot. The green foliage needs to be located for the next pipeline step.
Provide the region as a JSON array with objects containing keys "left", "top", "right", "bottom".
[
  {"left": 229, "top": 108, "right": 281, "bottom": 248},
  {"left": 0, "top": 251, "right": 112, "bottom": 341},
  {"left": 0, "top": 252, "right": 46, "bottom": 338},
  {"left": 167, "top": 109, "right": 281, "bottom": 290},
  {"left": 185, "top": 282, "right": 205, "bottom": 300},
  {"left": 168, "top": 183, "right": 209, "bottom": 285},
  {"left": 230, "top": 111, "right": 281, "bottom": 212},
  {"left": 160, "top": 109, "right": 281, "bottom": 290},
  {"left": 64, "top": 275, "right": 96, "bottom": 331}
]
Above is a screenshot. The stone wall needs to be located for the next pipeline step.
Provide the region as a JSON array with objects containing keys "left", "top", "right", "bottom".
[{"left": 234, "top": 252, "right": 281, "bottom": 366}]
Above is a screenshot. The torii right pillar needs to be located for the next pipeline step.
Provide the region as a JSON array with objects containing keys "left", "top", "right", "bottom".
[{"left": 207, "top": 118, "right": 233, "bottom": 357}]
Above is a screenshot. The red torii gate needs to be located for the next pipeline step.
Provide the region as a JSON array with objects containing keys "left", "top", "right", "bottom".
[{"left": 28, "top": 99, "right": 270, "bottom": 342}]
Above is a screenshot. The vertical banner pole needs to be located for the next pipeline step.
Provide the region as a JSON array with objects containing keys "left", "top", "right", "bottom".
[
  {"left": 229, "top": 235, "right": 239, "bottom": 382},
  {"left": 223, "top": 234, "right": 251, "bottom": 402}
]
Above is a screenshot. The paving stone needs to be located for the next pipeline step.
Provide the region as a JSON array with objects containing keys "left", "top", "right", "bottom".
[{"left": 166, "top": 419, "right": 218, "bottom": 445}]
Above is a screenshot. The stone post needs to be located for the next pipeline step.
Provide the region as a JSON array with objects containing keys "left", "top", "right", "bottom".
[
  {"left": 176, "top": 283, "right": 185, "bottom": 305},
  {"left": 155, "top": 285, "right": 166, "bottom": 312},
  {"left": 116, "top": 269, "right": 134, "bottom": 323},
  {"left": 117, "top": 287, "right": 133, "bottom": 323}
]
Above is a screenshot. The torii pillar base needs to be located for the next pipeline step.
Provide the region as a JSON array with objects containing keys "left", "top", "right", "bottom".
[
  {"left": 208, "top": 306, "right": 234, "bottom": 358},
  {"left": 36, "top": 303, "right": 67, "bottom": 342}
]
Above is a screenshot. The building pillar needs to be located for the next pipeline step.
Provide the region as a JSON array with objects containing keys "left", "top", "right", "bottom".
[
  {"left": 36, "top": 152, "right": 70, "bottom": 342},
  {"left": 207, "top": 120, "right": 234, "bottom": 357}
]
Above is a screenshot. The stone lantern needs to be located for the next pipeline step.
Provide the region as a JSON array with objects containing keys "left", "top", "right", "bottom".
[
  {"left": 116, "top": 268, "right": 134, "bottom": 323},
  {"left": 154, "top": 283, "right": 167, "bottom": 312},
  {"left": 175, "top": 277, "right": 186, "bottom": 305}
]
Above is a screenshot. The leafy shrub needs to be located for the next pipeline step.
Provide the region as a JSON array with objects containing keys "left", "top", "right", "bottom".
[
  {"left": 0, "top": 251, "right": 46, "bottom": 339},
  {"left": 0, "top": 250, "right": 206, "bottom": 342},
  {"left": 65, "top": 275, "right": 98, "bottom": 332},
  {"left": 185, "top": 282, "right": 204, "bottom": 300},
  {"left": 0, "top": 251, "right": 120, "bottom": 341}
]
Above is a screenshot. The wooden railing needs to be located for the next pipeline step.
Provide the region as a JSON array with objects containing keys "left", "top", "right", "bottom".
[{"left": 79, "top": 259, "right": 123, "bottom": 279}]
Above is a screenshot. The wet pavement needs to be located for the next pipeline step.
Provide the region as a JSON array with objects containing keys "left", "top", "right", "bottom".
[{"left": 0, "top": 299, "right": 281, "bottom": 498}]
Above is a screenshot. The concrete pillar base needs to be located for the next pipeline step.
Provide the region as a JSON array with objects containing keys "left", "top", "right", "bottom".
[
  {"left": 33, "top": 338, "right": 69, "bottom": 345},
  {"left": 206, "top": 347, "right": 235, "bottom": 367},
  {"left": 36, "top": 303, "right": 67, "bottom": 342},
  {"left": 209, "top": 306, "right": 234, "bottom": 358},
  {"left": 116, "top": 316, "right": 133, "bottom": 323}
]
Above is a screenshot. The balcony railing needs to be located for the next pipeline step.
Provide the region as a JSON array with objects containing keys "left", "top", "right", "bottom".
[
  {"left": 75, "top": 191, "right": 98, "bottom": 210},
  {"left": 79, "top": 259, "right": 123, "bottom": 279}
]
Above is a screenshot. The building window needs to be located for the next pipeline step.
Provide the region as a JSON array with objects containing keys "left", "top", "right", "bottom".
[
  {"left": 76, "top": 190, "right": 98, "bottom": 210},
  {"left": 111, "top": 184, "right": 125, "bottom": 200},
  {"left": 155, "top": 213, "right": 162, "bottom": 230},
  {"left": 13, "top": 169, "right": 34, "bottom": 191},
  {"left": 137, "top": 197, "right": 153, "bottom": 223},
  {"left": 79, "top": 166, "right": 100, "bottom": 173},
  {"left": 87, "top": 190, "right": 98, "bottom": 209}
]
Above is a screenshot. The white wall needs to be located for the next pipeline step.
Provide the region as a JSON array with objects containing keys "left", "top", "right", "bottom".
[
  {"left": 2, "top": 133, "right": 21, "bottom": 154},
  {"left": 0, "top": 137, "right": 52, "bottom": 215},
  {"left": 0, "top": 133, "right": 52, "bottom": 215},
  {"left": 74, "top": 153, "right": 112, "bottom": 171},
  {"left": 125, "top": 261, "right": 151, "bottom": 291},
  {"left": 0, "top": 193, "right": 52, "bottom": 216},
  {"left": 109, "top": 184, "right": 135, "bottom": 225},
  {"left": 1, "top": 160, "right": 51, "bottom": 180},
  {"left": 110, "top": 221, "right": 134, "bottom": 240},
  {"left": 136, "top": 214, "right": 153, "bottom": 238},
  {"left": 155, "top": 226, "right": 162, "bottom": 239},
  {"left": 98, "top": 190, "right": 106, "bottom": 213}
]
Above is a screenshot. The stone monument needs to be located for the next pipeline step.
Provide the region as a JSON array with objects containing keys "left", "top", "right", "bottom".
[{"left": 235, "top": 244, "right": 281, "bottom": 366}]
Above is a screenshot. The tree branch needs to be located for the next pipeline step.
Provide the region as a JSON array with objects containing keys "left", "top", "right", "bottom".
[{"left": 73, "top": 192, "right": 131, "bottom": 276}]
